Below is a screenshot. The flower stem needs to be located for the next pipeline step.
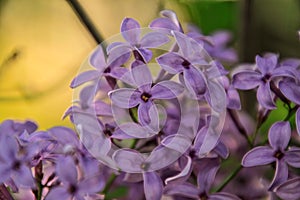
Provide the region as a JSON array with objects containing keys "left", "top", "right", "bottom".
[
  {"left": 0, "top": 184, "right": 14, "bottom": 200},
  {"left": 214, "top": 165, "right": 242, "bottom": 192},
  {"left": 102, "top": 173, "right": 117, "bottom": 199}
]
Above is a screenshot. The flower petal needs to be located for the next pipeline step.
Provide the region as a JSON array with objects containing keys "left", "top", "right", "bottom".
[
  {"left": 226, "top": 86, "right": 241, "bottom": 110},
  {"left": 45, "top": 187, "right": 70, "bottom": 200},
  {"left": 242, "top": 146, "right": 275, "bottom": 167},
  {"left": 113, "top": 149, "right": 144, "bottom": 173},
  {"left": 143, "top": 172, "right": 163, "bottom": 200},
  {"left": 269, "top": 160, "right": 288, "bottom": 190},
  {"left": 56, "top": 156, "right": 77, "bottom": 185},
  {"left": 89, "top": 46, "right": 106, "bottom": 71},
  {"left": 109, "top": 88, "right": 141, "bottom": 108},
  {"left": 156, "top": 52, "right": 184, "bottom": 74},
  {"left": 121, "top": 18, "right": 140, "bottom": 44},
  {"left": 151, "top": 80, "right": 184, "bottom": 99},
  {"left": 12, "top": 164, "right": 35, "bottom": 188},
  {"left": 149, "top": 18, "right": 180, "bottom": 34},
  {"left": 140, "top": 32, "right": 169, "bottom": 48},
  {"left": 256, "top": 54, "right": 278, "bottom": 75},
  {"left": 164, "top": 182, "right": 199, "bottom": 199},
  {"left": 138, "top": 101, "right": 153, "bottom": 125},
  {"left": 213, "top": 141, "right": 229, "bottom": 159},
  {"left": 70, "top": 70, "right": 101, "bottom": 88},
  {"left": 232, "top": 71, "right": 261, "bottom": 90},
  {"left": 116, "top": 122, "right": 155, "bottom": 139},
  {"left": 275, "top": 177, "right": 300, "bottom": 200},
  {"left": 131, "top": 64, "right": 152, "bottom": 88},
  {"left": 183, "top": 65, "right": 207, "bottom": 99},
  {"left": 297, "top": 108, "right": 300, "bottom": 136},
  {"left": 257, "top": 82, "right": 276, "bottom": 110},
  {"left": 268, "top": 121, "right": 291, "bottom": 151},
  {"left": 279, "top": 78, "right": 300, "bottom": 105},
  {"left": 164, "top": 155, "right": 192, "bottom": 184},
  {"left": 285, "top": 148, "right": 300, "bottom": 168},
  {"left": 210, "top": 192, "right": 241, "bottom": 200}
]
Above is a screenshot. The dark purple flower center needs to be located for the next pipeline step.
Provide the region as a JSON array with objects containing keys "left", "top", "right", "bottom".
[
  {"left": 68, "top": 184, "right": 78, "bottom": 195},
  {"left": 273, "top": 150, "right": 284, "bottom": 160},
  {"left": 140, "top": 162, "right": 150, "bottom": 170},
  {"left": 104, "top": 67, "right": 111, "bottom": 73},
  {"left": 182, "top": 59, "right": 191, "bottom": 69},
  {"left": 141, "top": 92, "right": 151, "bottom": 102},
  {"left": 103, "top": 124, "right": 115, "bottom": 137},
  {"left": 261, "top": 73, "right": 271, "bottom": 83},
  {"left": 12, "top": 161, "right": 21, "bottom": 170},
  {"left": 199, "top": 192, "right": 208, "bottom": 200},
  {"left": 133, "top": 49, "right": 145, "bottom": 63}
]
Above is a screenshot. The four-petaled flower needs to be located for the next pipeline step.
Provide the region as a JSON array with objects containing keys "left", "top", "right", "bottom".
[{"left": 242, "top": 121, "right": 300, "bottom": 190}]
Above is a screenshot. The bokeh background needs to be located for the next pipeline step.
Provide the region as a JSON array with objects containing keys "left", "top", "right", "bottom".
[{"left": 0, "top": 0, "right": 299, "bottom": 129}]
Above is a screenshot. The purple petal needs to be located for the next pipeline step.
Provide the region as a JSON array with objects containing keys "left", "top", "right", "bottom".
[
  {"left": 183, "top": 65, "right": 207, "bottom": 98},
  {"left": 210, "top": 192, "right": 241, "bottom": 200},
  {"left": 173, "top": 31, "right": 192, "bottom": 57},
  {"left": 140, "top": 32, "right": 169, "bottom": 48},
  {"left": 213, "top": 141, "right": 229, "bottom": 159},
  {"left": 56, "top": 156, "right": 77, "bottom": 185},
  {"left": 226, "top": 86, "right": 241, "bottom": 110},
  {"left": 131, "top": 64, "right": 152, "bottom": 88},
  {"left": 151, "top": 81, "right": 184, "bottom": 99},
  {"left": 257, "top": 82, "right": 276, "bottom": 110},
  {"left": 272, "top": 66, "right": 298, "bottom": 79},
  {"left": 242, "top": 146, "right": 276, "bottom": 167},
  {"left": 275, "top": 177, "right": 300, "bottom": 200},
  {"left": 70, "top": 70, "right": 101, "bottom": 88},
  {"left": 279, "top": 79, "right": 300, "bottom": 105},
  {"left": 164, "top": 156, "right": 192, "bottom": 184},
  {"left": 297, "top": 108, "right": 300, "bottom": 135},
  {"left": 121, "top": 18, "right": 140, "bottom": 44},
  {"left": 110, "top": 128, "right": 134, "bottom": 139},
  {"left": 45, "top": 187, "right": 70, "bottom": 200},
  {"left": 164, "top": 183, "right": 199, "bottom": 199},
  {"left": 268, "top": 121, "right": 291, "bottom": 151},
  {"left": 197, "top": 158, "right": 220, "bottom": 193},
  {"left": 109, "top": 66, "right": 135, "bottom": 86},
  {"left": 113, "top": 149, "right": 144, "bottom": 173},
  {"left": 89, "top": 46, "right": 106, "bottom": 71},
  {"left": 107, "top": 44, "right": 131, "bottom": 67},
  {"left": 149, "top": 18, "right": 180, "bottom": 34},
  {"left": 12, "top": 165, "right": 35, "bottom": 188},
  {"left": 256, "top": 54, "right": 278, "bottom": 75},
  {"left": 143, "top": 172, "right": 163, "bottom": 200},
  {"left": 285, "top": 148, "right": 300, "bottom": 167},
  {"left": 78, "top": 175, "right": 105, "bottom": 194},
  {"left": 116, "top": 122, "right": 155, "bottom": 139},
  {"left": 269, "top": 160, "right": 288, "bottom": 190},
  {"left": 0, "top": 165, "right": 11, "bottom": 184},
  {"left": 232, "top": 71, "right": 261, "bottom": 90},
  {"left": 109, "top": 88, "right": 141, "bottom": 108},
  {"left": 138, "top": 101, "right": 153, "bottom": 125},
  {"left": 93, "top": 100, "right": 112, "bottom": 116},
  {"left": 156, "top": 52, "right": 184, "bottom": 74},
  {"left": 161, "top": 134, "right": 192, "bottom": 154},
  {"left": 138, "top": 48, "right": 152, "bottom": 62}
]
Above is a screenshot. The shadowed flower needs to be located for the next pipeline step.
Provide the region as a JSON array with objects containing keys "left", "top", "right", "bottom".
[
  {"left": 242, "top": 121, "right": 300, "bottom": 190},
  {"left": 274, "top": 177, "right": 300, "bottom": 200}
]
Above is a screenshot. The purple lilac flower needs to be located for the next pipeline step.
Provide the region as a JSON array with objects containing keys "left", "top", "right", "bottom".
[
  {"left": 242, "top": 121, "right": 300, "bottom": 190},
  {"left": 149, "top": 10, "right": 183, "bottom": 34},
  {"left": 232, "top": 53, "right": 296, "bottom": 109},
  {"left": 220, "top": 76, "right": 241, "bottom": 110},
  {"left": 45, "top": 156, "right": 104, "bottom": 200},
  {"left": 157, "top": 31, "right": 209, "bottom": 99},
  {"left": 164, "top": 158, "right": 241, "bottom": 200},
  {"left": 107, "top": 17, "right": 169, "bottom": 63},
  {"left": 274, "top": 177, "right": 300, "bottom": 200},
  {"left": 109, "top": 62, "right": 184, "bottom": 129}
]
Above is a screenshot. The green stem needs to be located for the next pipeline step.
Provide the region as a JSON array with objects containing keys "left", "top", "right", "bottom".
[
  {"left": 214, "top": 165, "right": 242, "bottom": 192},
  {"left": 0, "top": 184, "right": 14, "bottom": 200},
  {"left": 102, "top": 173, "right": 117, "bottom": 199}
]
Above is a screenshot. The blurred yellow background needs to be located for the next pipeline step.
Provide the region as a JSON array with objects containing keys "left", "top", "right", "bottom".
[{"left": 0, "top": 0, "right": 187, "bottom": 129}]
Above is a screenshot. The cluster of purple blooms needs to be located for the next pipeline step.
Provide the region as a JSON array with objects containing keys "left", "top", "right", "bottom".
[{"left": 1, "top": 10, "right": 300, "bottom": 200}]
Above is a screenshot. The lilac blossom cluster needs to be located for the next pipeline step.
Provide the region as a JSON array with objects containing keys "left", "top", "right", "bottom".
[{"left": 0, "top": 10, "right": 300, "bottom": 200}]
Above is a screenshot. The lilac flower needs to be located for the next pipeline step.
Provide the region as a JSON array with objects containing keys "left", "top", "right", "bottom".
[
  {"left": 149, "top": 10, "right": 183, "bottom": 34},
  {"left": 70, "top": 45, "right": 131, "bottom": 88},
  {"left": 164, "top": 158, "right": 241, "bottom": 200},
  {"left": 232, "top": 53, "right": 296, "bottom": 109},
  {"left": 242, "top": 121, "right": 300, "bottom": 190},
  {"left": 0, "top": 134, "right": 36, "bottom": 188},
  {"left": 109, "top": 63, "right": 184, "bottom": 129},
  {"left": 45, "top": 156, "right": 104, "bottom": 200},
  {"left": 275, "top": 177, "right": 300, "bottom": 200},
  {"left": 107, "top": 17, "right": 169, "bottom": 63},
  {"left": 157, "top": 31, "right": 209, "bottom": 99},
  {"left": 220, "top": 76, "right": 241, "bottom": 110}
]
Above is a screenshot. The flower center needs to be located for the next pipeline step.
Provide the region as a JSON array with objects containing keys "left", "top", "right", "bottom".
[
  {"left": 103, "top": 124, "right": 115, "bottom": 137},
  {"left": 68, "top": 184, "right": 78, "bottom": 195},
  {"left": 273, "top": 150, "right": 284, "bottom": 160},
  {"left": 182, "top": 59, "right": 191, "bottom": 69},
  {"left": 141, "top": 92, "right": 151, "bottom": 102},
  {"left": 199, "top": 192, "right": 208, "bottom": 200},
  {"left": 12, "top": 161, "right": 21, "bottom": 170},
  {"left": 104, "top": 67, "right": 111, "bottom": 73},
  {"left": 140, "top": 162, "right": 150, "bottom": 170},
  {"left": 262, "top": 73, "right": 271, "bottom": 83}
]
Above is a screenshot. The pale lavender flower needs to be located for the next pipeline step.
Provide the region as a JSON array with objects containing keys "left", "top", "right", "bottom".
[
  {"left": 149, "top": 10, "right": 183, "bottom": 34},
  {"left": 109, "top": 63, "right": 183, "bottom": 128},
  {"left": 274, "top": 177, "right": 300, "bottom": 200},
  {"left": 107, "top": 17, "right": 169, "bottom": 63},
  {"left": 242, "top": 121, "right": 300, "bottom": 190},
  {"left": 232, "top": 53, "right": 296, "bottom": 109},
  {"left": 45, "top": 156, "right": 104, "bottom": 200},
  {"left": 164, "top": 158, "right": 241, "bottom": 200}
]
